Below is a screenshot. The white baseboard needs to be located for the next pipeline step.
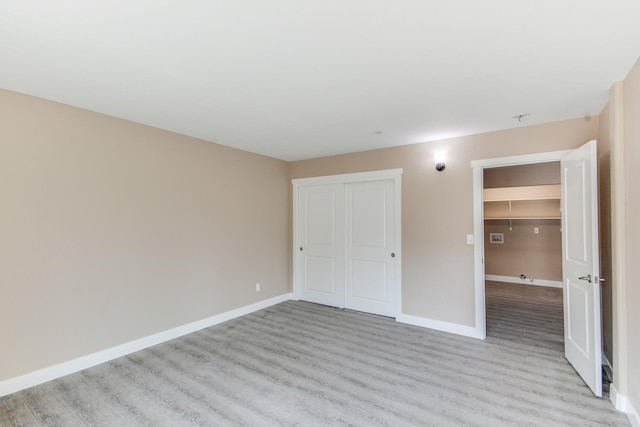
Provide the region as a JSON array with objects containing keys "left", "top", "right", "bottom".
[
  {"left": 396, "top": 313, "right": 483, "bottom": 339},
  {"left": 630, "top": 404, "right": 640, "bottom": 427},
  {"left": 0, "top": 293, "right": 293, "bottom": 398},
  {"left": 485, "top": 274, "right": 562, "bottom": 288},
  {"left": 610, "top": 384, "right": 640, "bottom": 426}
]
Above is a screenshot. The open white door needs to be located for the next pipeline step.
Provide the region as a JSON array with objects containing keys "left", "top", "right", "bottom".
[{"left": 561, "top": 140, "right": 602, "bottom": 397}]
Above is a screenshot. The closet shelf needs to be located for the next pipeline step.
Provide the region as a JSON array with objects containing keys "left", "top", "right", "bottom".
[
  {"left": 485, "top": 217, "right": 560, "bottom": 220},
  {"left": 484, "top": 184, "right": 561, "bottom": 220},
  {"left": 483, "top": 184, "right": 560, "bottom": 202}
]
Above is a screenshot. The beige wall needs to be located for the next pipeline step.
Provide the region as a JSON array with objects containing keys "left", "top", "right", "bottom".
[
  {"left": 483, "top": 162, "right": 560, "bottom": 188},
  {"left": 291, "top": 118, "right": 598, "bottom": 326},
  {"left": 0, "top": 90, "right": 291, "bottom": 382},
  {"left": 484, "top": 220, "right": 562, "bottom": 281},
  {"left": 622, "top": 58, "right": 640, "bottom": 417},
  {"left": 605, "top": 56, "right": 640, "bottom": 418}
]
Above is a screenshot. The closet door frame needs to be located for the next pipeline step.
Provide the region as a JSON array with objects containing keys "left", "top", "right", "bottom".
[{"left": 292, "top": 169, "right": 402, "bottom": 317}]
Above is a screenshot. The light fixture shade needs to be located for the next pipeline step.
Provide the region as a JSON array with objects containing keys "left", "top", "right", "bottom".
[{"left": 434, "top": 152, "right": 446, "bottom": 171}]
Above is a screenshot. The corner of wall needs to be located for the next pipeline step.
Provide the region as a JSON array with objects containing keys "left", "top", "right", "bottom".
[{"left": 611, "top": 383, "right": 640, "bottom": 427}]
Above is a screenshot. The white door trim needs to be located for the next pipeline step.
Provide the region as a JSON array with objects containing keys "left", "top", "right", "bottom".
[
  {"left": 292, "top": 169, "right": 402, "bottom": 317},
  {"left": 470, "top": 150, "right": 571, "bottom": 339},
  {"left": 292, "top": 168, "right": 403, "bottom": 186}
]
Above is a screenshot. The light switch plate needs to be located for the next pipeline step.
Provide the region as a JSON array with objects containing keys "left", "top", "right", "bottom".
[{"left": 467, "top": 234, "right": 474, "bottom": 245}]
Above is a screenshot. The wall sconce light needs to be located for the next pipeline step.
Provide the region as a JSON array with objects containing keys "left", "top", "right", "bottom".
[{"left": 434, "top": 153, "right": 446, "bottom": 171}]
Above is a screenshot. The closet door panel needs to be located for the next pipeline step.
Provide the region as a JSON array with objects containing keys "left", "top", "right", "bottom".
[
  {"left": 350, "top": 260, "right": 387, "bottom": 302},
  {"left": 297, "top": 184, "right": 345, "bottom": 308},
  {"left": 345, "top": 180, "right": 396, "bottom": 317}
]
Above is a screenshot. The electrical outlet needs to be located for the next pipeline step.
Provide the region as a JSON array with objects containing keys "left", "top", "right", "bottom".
[
  {"left": 533, "top": 227, "right": 539, "bottom": 234},
  {"left": 255, "top": 283, "right": 261, "bottom": 292}
]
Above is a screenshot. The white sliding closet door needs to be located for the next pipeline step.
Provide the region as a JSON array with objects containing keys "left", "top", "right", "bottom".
[
  {"left": 345, "top": 180, "right": 396, "bottom": 317},
  {"left": 293, "top": 170, "right": 401, "bottom": 318},
  {"left": 297, "top": 184, "right": 345, "bottom": 308}
]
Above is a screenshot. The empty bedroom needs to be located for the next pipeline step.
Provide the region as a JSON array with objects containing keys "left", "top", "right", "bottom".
[{"left": 2, "top": 1, "right": 640, "bottom": 426}]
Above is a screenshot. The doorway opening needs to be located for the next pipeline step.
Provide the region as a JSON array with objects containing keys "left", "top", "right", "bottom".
[
  {"left": 471, "top": 149, "right": 571, "bottom": 339},
  {"left": 482, "top": 162, "right": 563, "bottom": 347}
]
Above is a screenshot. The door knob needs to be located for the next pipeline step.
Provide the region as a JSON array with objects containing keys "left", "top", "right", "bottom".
[
  {"left": 578, "top": 274, "right": 592, "bottom": 283},
  {"left": 299, "top": 247, "right": 303, "bottom": 251},
  {"left": 391, "top": 252, "right": 396, "bottom": 258}
]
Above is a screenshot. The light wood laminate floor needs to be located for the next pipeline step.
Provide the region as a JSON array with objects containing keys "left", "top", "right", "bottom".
[{"left": 0, "top": 282, "right": 630, "bottom": 426}]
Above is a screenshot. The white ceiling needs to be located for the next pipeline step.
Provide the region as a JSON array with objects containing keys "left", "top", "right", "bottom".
[{"left": 2, "top": 1, "right": 639, "bottom": 161}]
